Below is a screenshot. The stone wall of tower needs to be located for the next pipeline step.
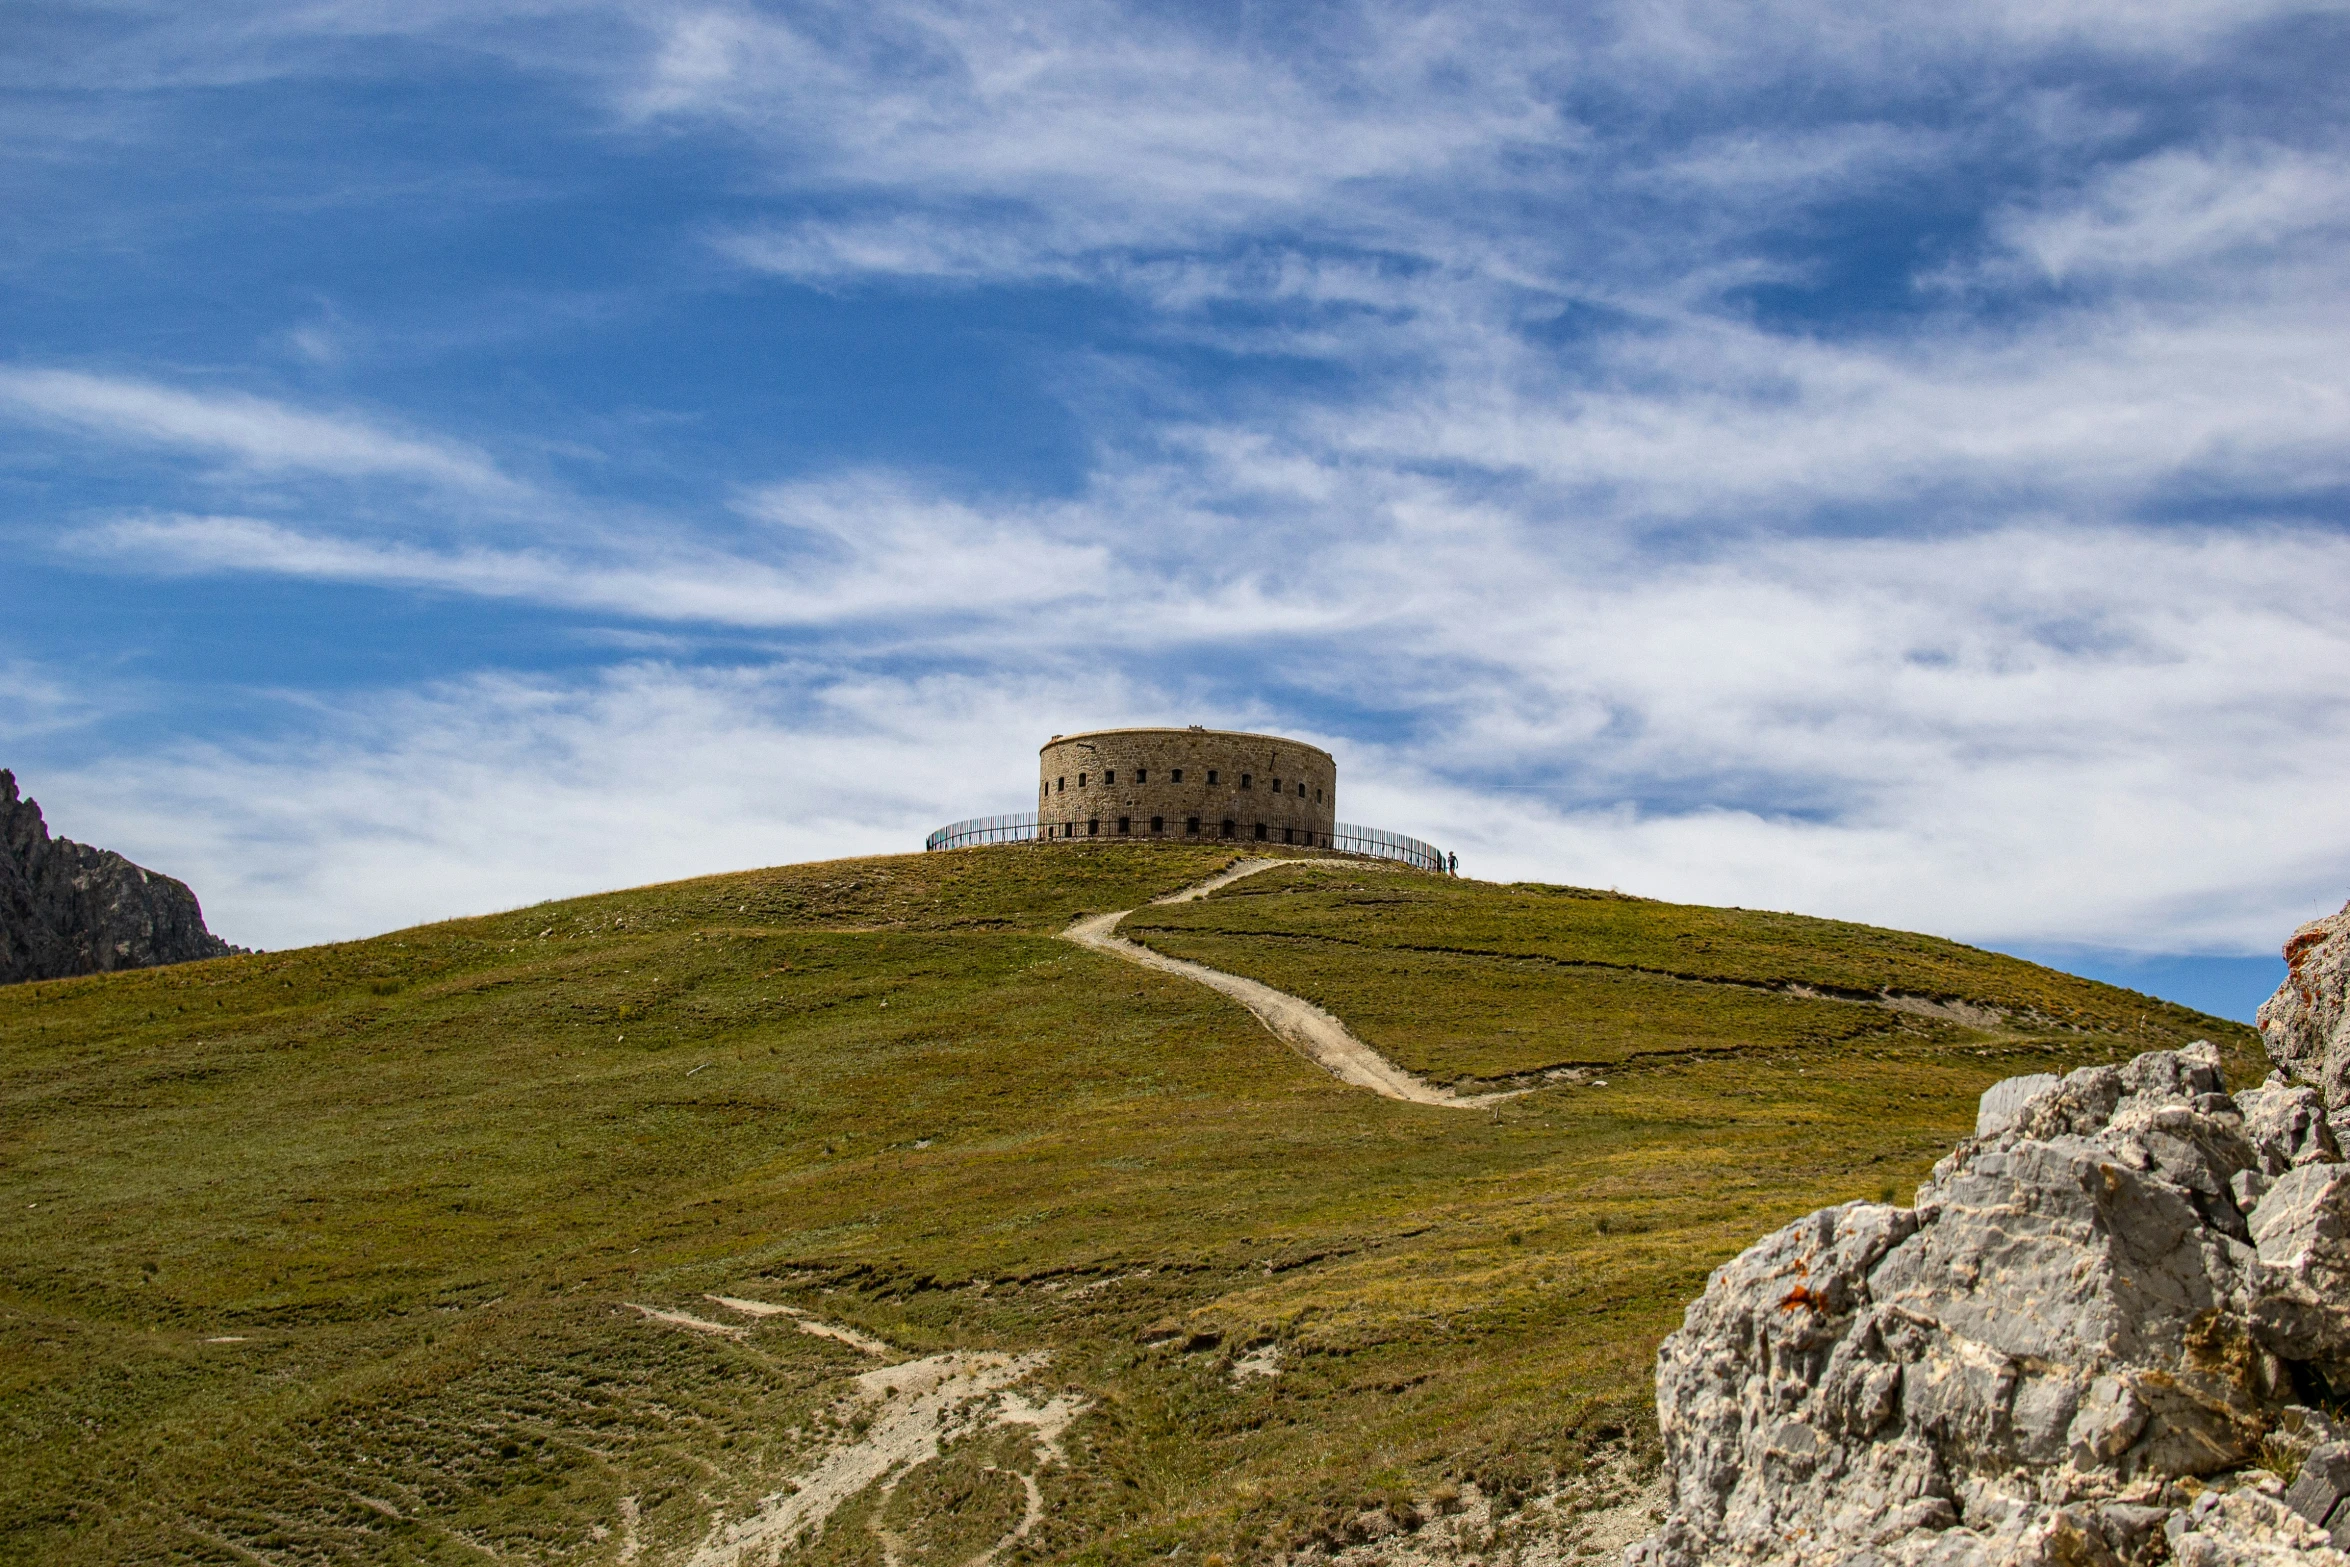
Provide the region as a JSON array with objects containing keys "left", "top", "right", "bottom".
[{"left": 1037, "top": 728, "right": 1337, "bottom": 848}]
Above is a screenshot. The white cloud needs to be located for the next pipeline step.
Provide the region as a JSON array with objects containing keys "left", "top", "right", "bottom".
[
  {"left": 1988, "top": 142, "right": 2350, "bottom": 285},
  {"left": 1292, "top": 285, "right": 2350, "bottom": 523},
  {"left": 1640, "top": 122, "right": 1948, "bottom": 197},
  {"left": 663, "top": 0, "right": 2340, "bottom": 305},
  {"left": 0, "top": 660, "right": 108, "bottom": 745},
  {"left": 714, "top": 215, "right": 1087, "bottom": 286},
  {"left": 0, "top": 368, "right": 522, "bottom": 495},
  {"left": 23, "top": 0, "right": 2321, "bottom": 99},
  {"left": 628, "top": 1, "right": 1569, "bottom": 195},
  {"left": 72, "top": 477, "right": 1114, "bottom": 626}
]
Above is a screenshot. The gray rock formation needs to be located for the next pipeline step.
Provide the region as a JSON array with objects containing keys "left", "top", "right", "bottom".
[
  {"left": 1, "top": 770, "right": 235, "bottom": 985},
  {"left": 2249, "top": 1163, "right": 2350, "bottom": 1392},
  {"left": 2234, "top": 1079, "right": 2340, "bottom": 1179},
  {"left": 1629, "top": 1041, "right": 2350, "bottom": 1566},
  {"left": 2285, "top": 1445, "right": 2350, "bottom": 1548},
  {"left": 2260, "top": 899, "right": 2350, "bottom": 1112}
]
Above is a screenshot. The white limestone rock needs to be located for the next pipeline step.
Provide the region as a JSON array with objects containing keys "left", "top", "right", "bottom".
[
  {"left": 2235, "top": 1078, "right": 2340, "bottom": 1175},
  {"left": 1975, "top": 1073, "right": 2059, "bottom": 1137},
  {"left": 2247, "top": 1163, "right": 2350, "bottom": 1387},
  {"left": 1630, "top": 1046, "right": 2350, "bottom": 1567}
]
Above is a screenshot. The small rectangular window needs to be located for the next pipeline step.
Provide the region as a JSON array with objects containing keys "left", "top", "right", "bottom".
[
  {"left": 1207, "top": 769, "right": 1218, "bottom": 784},
  {"left": 1078, "top": 772, "right": 1087, "bottom": 787},
  {"left": 1172, "top": 768, "right": 1183, "bottom": 782},
  {"left": 1272, "top": 779, "right": 1281, "bottom": 793},
  {"left": 1104, "top": 769, "right": 1115, "bottom": 784},
  {"left": 1240, "top": 774, "right": 1251, "bottom": 789},
  {"left": 1136, "top": 768, "right": 1146, "bottom": 783},
  {"left": 1150, "top": 816, "right": 1164, "bottom": 833},
  {"left": 1057, "top": 777, "right": 1065, "bottom": 792},
  {"left": 1185, "top": 817, "right": 1200, "bottom": 835}
]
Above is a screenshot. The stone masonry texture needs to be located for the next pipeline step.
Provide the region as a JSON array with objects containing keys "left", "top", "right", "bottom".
[{"left": 1037, "top": 727, "right": 1336, "bottom": 848}]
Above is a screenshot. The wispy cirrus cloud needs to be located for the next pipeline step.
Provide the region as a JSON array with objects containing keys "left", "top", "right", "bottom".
[
  {"left": 0, "top": 367, "right": 522, "bottom": 495},
  {"left": 661, "top": 0, "right": 2341, "bottom": 307},
  {"left": 1310, "top": 296, "right": 2350, "bottom": 525},
  {"left": 1984, "top": 141, "right": 2350, "bottom": 285},
  {"left": 0, "top": 659, "right": 107, "bottom": 745},
  {"left": 71, "top": 475, "right": 1113, "bottom": 626}
]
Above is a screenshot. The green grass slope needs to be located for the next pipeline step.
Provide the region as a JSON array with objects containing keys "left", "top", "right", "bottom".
[{"left": 0, "top": 846, "right": 2256, "bottom": 1565}]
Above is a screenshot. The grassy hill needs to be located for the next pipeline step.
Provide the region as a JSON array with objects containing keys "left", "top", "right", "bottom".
[{"left": 0, "top": 847, "right": 2255, "bottom": 1565}]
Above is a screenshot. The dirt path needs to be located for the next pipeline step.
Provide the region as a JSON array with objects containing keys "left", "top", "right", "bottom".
[
  {"left": 649, "top": 1299, "right": 1086, "bottom": 1567},
  {"left": 703, "top": 1294, "right": 895, "bottom": 1357},
  {"left": 1061, "top": 859, "right": 1517, "bottom": 1110},
  {"left": 624, "top": 1303, "right": 744, "bottom": 1338}
]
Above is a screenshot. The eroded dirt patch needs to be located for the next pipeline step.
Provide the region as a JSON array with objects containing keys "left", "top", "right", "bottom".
[{"left": 625, "top": 1299, "right": 1089, "bottom": 1567}]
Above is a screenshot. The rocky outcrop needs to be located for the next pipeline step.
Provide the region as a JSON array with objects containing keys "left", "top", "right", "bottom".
[
  {"left": 1629, "top": 1041, "right": 2350, "bottom": 1566},
  {"left": 1, "top": 770, "right": 235, "bottom": 985},
  {"left": 2259, "top": 899, "right": 2350, "bottom": 1112}
]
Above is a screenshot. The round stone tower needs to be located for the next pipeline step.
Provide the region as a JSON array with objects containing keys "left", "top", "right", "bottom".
[{"left": 1037, "top": 727, "right": 1336, "bottom": 848}]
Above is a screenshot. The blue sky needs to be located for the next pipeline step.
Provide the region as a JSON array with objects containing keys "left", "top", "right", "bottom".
[{"left": 6, "top": 1, "right": 2348, "bottom": 1021}]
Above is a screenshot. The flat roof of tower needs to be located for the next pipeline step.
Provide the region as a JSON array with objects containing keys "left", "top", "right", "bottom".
[{"left": 1039, "top": 726, "right": 1334, "bottom": 757}]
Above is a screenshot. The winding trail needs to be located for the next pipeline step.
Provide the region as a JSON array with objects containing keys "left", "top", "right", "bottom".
[{"left": 1061, "top": 859, "right": 1516, "bottom": 1109}]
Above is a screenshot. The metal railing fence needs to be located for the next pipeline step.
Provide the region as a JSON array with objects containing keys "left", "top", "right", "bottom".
[
  {"left": 923, "top": 811, "right": 1448, "bottom": 873},
  {"left": 924, "top": 812, "right": 1043, "bottom": 851},
  {"left": 1329, "top": 821, "right": 1448, "bottom": 874}
]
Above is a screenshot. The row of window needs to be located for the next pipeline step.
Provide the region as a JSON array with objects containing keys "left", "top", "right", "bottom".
[
  {"left": 1049, "top": 818, "right": 1325, "bottom": 845},
  {"left": 1048, "top": 770, "right": 1322, "bottom": 802}
]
